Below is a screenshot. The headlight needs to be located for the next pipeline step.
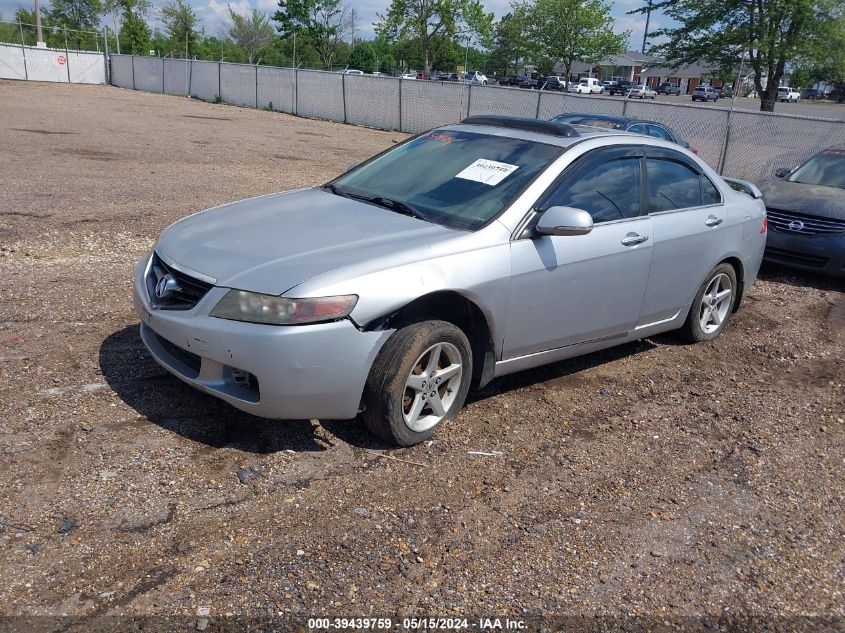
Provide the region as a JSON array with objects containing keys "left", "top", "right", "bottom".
[{"left": 210, "top": 290, "right": 358, "bottom": 325}]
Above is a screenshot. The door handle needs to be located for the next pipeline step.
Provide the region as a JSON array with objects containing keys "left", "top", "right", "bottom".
[
  {"left": 621, "top": 232, "right": 649, "bottom": 246},
  {"left": 705, "top": 215, "right": 724, "bottom": 227}
]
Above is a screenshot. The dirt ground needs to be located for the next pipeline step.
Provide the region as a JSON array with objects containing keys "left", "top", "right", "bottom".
[{"left": 0, "top": 80, "right": 843, "bottom": 629}]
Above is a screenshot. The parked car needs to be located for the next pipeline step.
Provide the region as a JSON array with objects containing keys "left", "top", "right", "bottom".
[
  {"left": 338, "top": 69, "right": 364, "bottom": 75},
  {"left": 607, "top": 80, "right": 634, "bottom": 95},
  {"left": 539, "top": 76, "right": 567, "bottom": 91},
  {"left": 550, "top": 112, "right": 696, "bottom": 152},
  {"left": 399, "top": 73, "right": 417, "bottom": 80},
  {"left": 758, "top": 146, "right": 845, "bottom": 276},
  {"left": 135, "top": 115, "right": 766, "bottom": 446},
  {"left": 657, "top": 82, "right": 681, "bottom": 95},
  {"left": 463, "top": 70, "right": 488, "bottom": 85},
  {"left": 777, "top": 86, "right": 800, "bottom": 102},
  {"left": 518, "top": 77, "right": 539, "bottom": 89},
  {"left": 574, "top": 77, "right": 603, "bottom": 93},
  {"left": 692, "top": 85, "right": 719, "bottom": 102},
  {"left": 498, "top": 75, "right": 527, "bottom": 87},
  {"left": 802, "top": 88, "right": 821, "bottom": 100},
  {"left": 601, "top": 80, "right": 613, "bottom": 90},
  {"left": 371, "top": 71, "right": 393, "bottom": 77},
  {"left": 717, "top": 85, "right": 734, "bottom": 98},
  {"left": 628, "top": 84, "right": 657, "bottom": 99}
]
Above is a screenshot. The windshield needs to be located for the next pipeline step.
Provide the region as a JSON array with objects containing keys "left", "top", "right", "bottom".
[
  {"left": 787, "top": 149, "right": 845, "bottom": 189},
  {"left": 329, "top": 130, "right": 563, "bottom": 230}
]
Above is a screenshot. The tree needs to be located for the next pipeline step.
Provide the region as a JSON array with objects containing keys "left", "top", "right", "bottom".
[
  {"left": 160, "top": 0, "right": 199, "bottom": 57},
  {"left": 120, "top": 8, "right": 151, "bottom": 55},
  {"left": 227, "top": 8, "right": 275, "bottom": 63},
  {"left": 46, "top": 0, "right": 102, "bottom": 48},
  {"left": 375, "top": 0, "right": 493, "bottom": 77},
  {"left": 273, "top": 0, "right": 353, "bottom": 70},
  {"left": 636, "top": 0, "right": 817, "bottom": 111},
  {"left": 349, "top": 41, "right": 376, "bottom": 72},
  {"left": 488, "top": 9, "right": 530, "bottom": 76},
  {"left": 521, "top": 0, "right": 626, "bottom": 89},
  {"left": 46, "top": 0, "right": 102, "bottom": 32},
  {"left": 792, "top": 4, "right": 845, "bottom": 102}
]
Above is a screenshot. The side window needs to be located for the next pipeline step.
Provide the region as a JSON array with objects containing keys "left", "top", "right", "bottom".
[
  {"left": 701, "top": 174, "right": 721, "bottom": 205},
  {"left": 646, "top": 158, "right": 703, "bottom": 212},
  {"left": 648, "top": 125, "right": 671, "bottom": 141},
  {"left": 628, "top": 123, "right": 648, "bottom": 134},
  {"left": 544, "top": 157, "right": 641, "bottom": 223}
]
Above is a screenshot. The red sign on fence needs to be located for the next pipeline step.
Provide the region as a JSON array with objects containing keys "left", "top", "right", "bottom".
[{"left": 57, "top": 55, "right": 66, "bottom": 65}]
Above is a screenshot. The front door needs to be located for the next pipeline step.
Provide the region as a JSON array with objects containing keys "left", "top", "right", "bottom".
[{"left": 504, "top": 147, "right": 654, "bottom": 359}]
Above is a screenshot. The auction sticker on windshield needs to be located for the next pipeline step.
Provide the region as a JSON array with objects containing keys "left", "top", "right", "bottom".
[{"left": 455, "top": 159, "right": 519, "bottom": 186}]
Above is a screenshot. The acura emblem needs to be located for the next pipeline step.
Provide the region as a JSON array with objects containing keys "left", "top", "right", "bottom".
[
  {"left": 155, "top": 273, "right": 180, "bottom": 299},
  {"left": 788, "top": 220, "right": 805, "bottom": 232}
]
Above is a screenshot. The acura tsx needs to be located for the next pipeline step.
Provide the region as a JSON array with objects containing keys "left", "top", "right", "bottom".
[{"left": 134, "top": 116, "right": 767, "bottom": 446}]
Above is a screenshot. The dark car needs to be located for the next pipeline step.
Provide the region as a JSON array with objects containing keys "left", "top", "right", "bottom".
[
  {"left": 758, "top": 146, "right": 845, "bottom": 277},
  {"left": 607, "top": 80, "right": 633, "bottom": 95},
  {"left": 657, "top": 82, "right": 681, "bottom": 95},
  {"left": 550, "top": 112, "right": 696, "bottom": 153},
  {"left": 539, "top": 76, "right": 567, "bottom": 91},
  {"left": 498, "top": 75, "right": 525, "bottom": 87},
  {"left": 717, "top": 85, "right": 734, "bottom": 98},
  {"left": 802, "top": 88, "right": 821, "bottom": 100},
  {"left": 518, "top": 77, "right": 539, "bottom": 89}
]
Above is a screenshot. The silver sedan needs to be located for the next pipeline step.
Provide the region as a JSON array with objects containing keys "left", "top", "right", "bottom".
[{"left": 134, "top": 116, "right": 767, "bottom": 446}]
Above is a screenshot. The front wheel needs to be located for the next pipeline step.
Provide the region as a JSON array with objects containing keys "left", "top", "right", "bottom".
[
  {"left": 678, "top": 264, "right": 737, "bottom": 343},
  {"left": 362, "top": 320, "right": 472, "bottom": 446}
]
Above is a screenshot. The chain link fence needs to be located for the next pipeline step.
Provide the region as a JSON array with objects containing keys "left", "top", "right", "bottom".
[{"left": 109, "top": 54, "right": 845, "bottom": 182}]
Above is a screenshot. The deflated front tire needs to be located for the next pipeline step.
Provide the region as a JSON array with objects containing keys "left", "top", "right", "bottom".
[{"left": 362, "top": 320, "right": 472, "bottom": 447}]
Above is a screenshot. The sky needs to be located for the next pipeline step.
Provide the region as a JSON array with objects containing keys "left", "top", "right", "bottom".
[{"left": 0, "top": 0, "right": 666, "bottom": 52}]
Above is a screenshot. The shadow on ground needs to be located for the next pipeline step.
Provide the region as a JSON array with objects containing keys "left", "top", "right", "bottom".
[{"left": 101, "top": 324, "right": 671, "bottom": 452}]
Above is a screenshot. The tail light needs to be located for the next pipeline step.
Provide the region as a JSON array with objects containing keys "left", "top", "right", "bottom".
[{"left": 760, "top": 216, "right": 768, "bottom": 234}]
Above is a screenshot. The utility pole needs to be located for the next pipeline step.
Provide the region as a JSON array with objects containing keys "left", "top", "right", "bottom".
[
  {"left": 33, "top": 0, "right": 44, "bottom": 45},
  {"left": 641, "top": 0, "right": 652, "bottom": 53}
]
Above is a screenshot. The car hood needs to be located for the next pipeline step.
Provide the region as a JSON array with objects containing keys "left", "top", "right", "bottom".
[
  {"left": 155, "top": 188, "right": 456, "bottom": 295},
  {"left": 758, "top": 179, "right": 845, "bottom": 219}
]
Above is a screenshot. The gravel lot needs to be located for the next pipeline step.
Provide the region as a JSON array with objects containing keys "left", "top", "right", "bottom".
[{"left": 0, "top": 80, "right": 843, "bottom": 628}]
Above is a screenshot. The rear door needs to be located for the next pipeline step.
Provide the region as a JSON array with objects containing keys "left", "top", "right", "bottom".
[
  {"left": 638, "top": 148, "right": 727, "bottom": 325},
  {"left": 504, "top": 147, "right": 654, "bottom": 358}
]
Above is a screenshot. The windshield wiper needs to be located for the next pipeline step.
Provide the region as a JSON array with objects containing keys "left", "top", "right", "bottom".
[
  {"left": 322, "top": 182, "right": 348, "bottom": 198},
  {"left": 346, "top": 193, "right": 430, "bottom": 222}
]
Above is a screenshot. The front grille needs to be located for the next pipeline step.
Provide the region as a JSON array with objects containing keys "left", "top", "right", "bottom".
[
  {"left": 765, "top": 246, "right": 829, "bottom": 268},
  {"left": 766, "top": 208, "right": 845, "bottom": 237},
  {"left": 146, "top": 252, "right": 213, "bottom": 310}
]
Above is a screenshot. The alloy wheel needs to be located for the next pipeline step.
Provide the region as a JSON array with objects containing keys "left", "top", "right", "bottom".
[
  {"left": 698, "top": 273, "right": 733, "bottom": 334},
  {"left": 402, "top": 342, "right": 463, "bottom": 432}
]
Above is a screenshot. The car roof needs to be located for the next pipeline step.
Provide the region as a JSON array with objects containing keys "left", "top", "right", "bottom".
[
  {"left": 445, "top": 117, "right": 634, "bottom": 148},
  {"left": 552, "top": 113, "right": 671, "bottom": 128}
]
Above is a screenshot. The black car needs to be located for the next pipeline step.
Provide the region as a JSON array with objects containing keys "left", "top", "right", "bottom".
[
  {"left": 802, "top": 88, "right": 821, "bottom": 100},
  {"left": 498, "top": 75, "right": 525, "bottom": 87},
  {"left": 717, "top": 85, "right": 734, "bottom": 98},
  {"left": 657, "top": 82, "right": 681, "bottom": 95},
  {"left": 758, "top": 146, "right": 845, "bottom": 277},
  {"left": 607, "top": 80, "right": 634, "bottom": 95},
  {"left": 538, "top": 76, "right": 567, "bottom": 91},
  {"left": 518, "top": 77, "right": 539, "bottom": 89},
  {"left": 550, "top": 112, "right": 696, "bottom": 153}
]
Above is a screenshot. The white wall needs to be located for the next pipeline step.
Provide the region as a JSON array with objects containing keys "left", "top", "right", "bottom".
[{"left": 0, "top": 43, "right": 105, "bottom": 84}]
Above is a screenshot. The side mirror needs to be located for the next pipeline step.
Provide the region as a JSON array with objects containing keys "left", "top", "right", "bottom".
[
  {"left": 774, "top": 167, "right": 791, "bottom": 178},
  {"left": 535, "top": 206, "right": 594, "bottom": 237}
]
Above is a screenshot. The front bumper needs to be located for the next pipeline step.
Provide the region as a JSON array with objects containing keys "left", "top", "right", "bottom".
[
  {"left": 764, "top": 230, "right": 845, "bottom": 277},
  {"left": 133, "top": 255, "right": 392, "bottom": 419}
]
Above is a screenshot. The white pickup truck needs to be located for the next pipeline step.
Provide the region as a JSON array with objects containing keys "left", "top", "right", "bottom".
[{"left": 777, "top": 86, "right": 800, "bottom": 102}]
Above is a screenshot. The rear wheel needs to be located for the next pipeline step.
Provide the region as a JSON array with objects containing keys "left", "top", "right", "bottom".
[
  {"left": 678, "top": 263, "right": 737, "bottom": 343},
  {"left": 362, "top": 320, "right": 472, "bottom": 447}
]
